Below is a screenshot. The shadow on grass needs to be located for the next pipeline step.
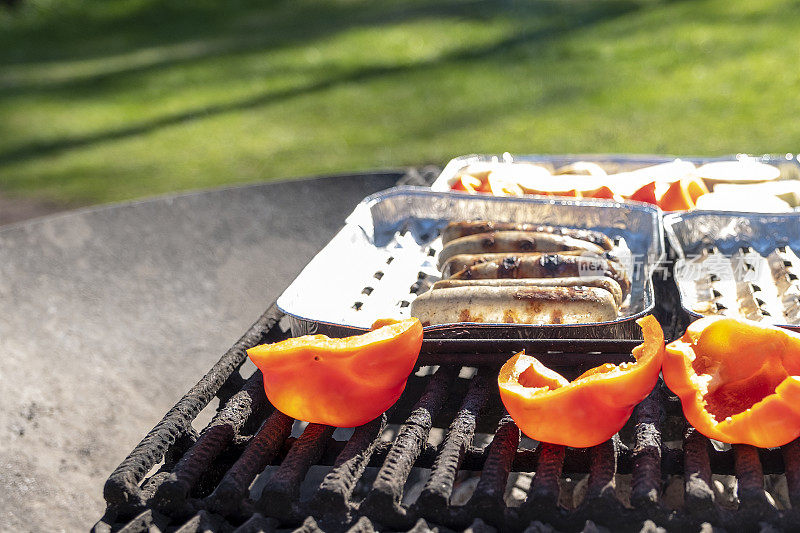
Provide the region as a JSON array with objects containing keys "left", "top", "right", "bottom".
[
  {"left": 0, "top": 0, "right": 642, "bottom": 96},
  {"left": 0, "top": 0, "right": 507, "bottom": 69},
  {"left": 0, "top": 0, "right": 644, "bottom": 167}
]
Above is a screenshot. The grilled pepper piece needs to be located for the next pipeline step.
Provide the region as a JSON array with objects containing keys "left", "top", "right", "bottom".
[
  {"left": 663, "top": 316, "right": 800, "bottom": 447},
  {"left": 627, "top": 181, "right": 658, "bottom": 205},
  {"left": 658, "top": 176, "right": 709, "bottom": 211},
  {"left": 247, "top": 318, "right": 423, "bottom": 427},
  {"left": 497, "top": 315, "right": 664, "bottom": 447}
]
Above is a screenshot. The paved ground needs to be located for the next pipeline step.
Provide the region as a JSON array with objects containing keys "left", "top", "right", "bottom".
[
  {"left": 0, "top": 173, "right": 400, "bottom": 532},
  {"left": 0, "top": 194, "right": 65, "bottom": 226}
]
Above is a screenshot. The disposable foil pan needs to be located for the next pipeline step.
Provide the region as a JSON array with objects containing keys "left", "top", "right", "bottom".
[
  {"left": 277, "top": 186, "right": 664, "bottom": 340},
  {"left": 664, "top": 211, "right": 800, "bottom": 330}
]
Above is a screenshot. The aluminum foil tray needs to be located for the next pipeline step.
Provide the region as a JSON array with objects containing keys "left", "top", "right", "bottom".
[
  {"left": 665, "top": 211, "right": 800, "bottom": 329},
  {"left": 431, "top": 153, "right": 800, "bottom": 191},
  {"left": 277, "top": 186, "right": 664, "bottom": 340}
]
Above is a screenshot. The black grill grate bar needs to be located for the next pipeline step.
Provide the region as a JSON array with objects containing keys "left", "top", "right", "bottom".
[
  {"left": 517, "top": 440, "right": 566, "bottom": 533},
  {"left": 345, "top": 516, "right": 378, "bottom": 533},
  {"left": 206, "top": 409, "right": 294, "bottom": 517},
  {"left": 310, "top": 413, "right": 389, "bottom": 519},
  {"left": 359, "top": 366, "right": 459, "bottom": 524},
  {"left": 114, "top": 509, "right": 167, "bottom": 533},
  {"left": 467, "top": 414, "right": 519, "bottom": 520},
  {"left": 172, "top": 510, "right": 223, "bottom": 532},
  {"left": 104, "top": 303, "right": 284, "bottom": 508},
  {"left": 293, "top": 516, "right": 322, "bottom": 533},
  {"left": 153, "top": 373, "right": 269, "bottom": 511},
  {"left": 586, "top": 437, "right": 619, "bottom": 502},
  {"left": 270, "top": 419, "right": 795, "bottom": 478},
  {"left": 232, "top": 512, "right": 279, "bottom": 533},
  {"left": 415, "top": 368, "right": 493, "bottom": 513},
  {"left": 683, "top": 427, "right": 715, "bottom": 514},
  {"left": 257, "top": 423, "right": 336, "bottom": 519},
  {"left": 782, "top": 439, "right": 800, "bottom": 508},
  {"left": 630, "top": 386, "right": 663, "bottom": 508},
  {"left": 733, "top": 444, "right": 771, "bottom": 510},
  {"left": 525, "top": 443, "right": 566, "bottom": 508},
  {"left": 512, "top": 444, "right": 589, "bottom": 476}
]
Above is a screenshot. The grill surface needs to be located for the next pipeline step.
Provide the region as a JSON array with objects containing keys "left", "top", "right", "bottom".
[{"left": 94, "top": 173, "right": 799, "bottom": 532}]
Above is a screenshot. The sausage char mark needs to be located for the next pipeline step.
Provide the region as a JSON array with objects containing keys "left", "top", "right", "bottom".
[
  {"left": 498, "top": 256, "right": 521, "bottom": 278},
  {"left": 540, "top": 253, "right": 565, "bottom": 273},
  {"left": 441, "top": 220, "right": 613, "bottom": 250},
  {"left": 512, "top": 286, "right": 601, "bottom": 302}
]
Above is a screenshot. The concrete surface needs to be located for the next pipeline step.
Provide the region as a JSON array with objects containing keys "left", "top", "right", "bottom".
[
  {"left": 0, "top": 194, "right": 65, "bottom": 226},
  {"left": 0, "top": 172, "right": 400, "bottom": 532}
]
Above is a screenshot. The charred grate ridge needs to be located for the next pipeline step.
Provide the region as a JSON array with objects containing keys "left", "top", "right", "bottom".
[{"left": 95, "top": 245, "right": 800, "bottom": 532}]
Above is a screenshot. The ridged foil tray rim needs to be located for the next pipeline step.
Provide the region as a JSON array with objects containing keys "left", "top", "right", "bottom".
[{"left": 350, "top": 184, "right": 665, "bottom": 252}]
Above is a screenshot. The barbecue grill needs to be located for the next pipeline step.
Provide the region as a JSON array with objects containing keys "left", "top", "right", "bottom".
[{"left": 94, "top": 171, "right": 800, "bottom": 533}]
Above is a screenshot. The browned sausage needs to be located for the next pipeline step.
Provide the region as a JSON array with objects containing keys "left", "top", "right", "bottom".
[
  {"left": 431, "top": 277, "right": 624, "bottom": 306},
  {"left": 410, "top": 285, "right": 618, "bottom": 325},
  {"left": 441, "top": 221, "right": 613, "bottom": 250},
  {"left": 437, "top": 231, "right": 605, "bottom": 269},
  {"left": 441, "top": 251, "right": 615, "bottom": 278},
  {"left": 449, "top": 253, "right": 631, "bottom": 296}
]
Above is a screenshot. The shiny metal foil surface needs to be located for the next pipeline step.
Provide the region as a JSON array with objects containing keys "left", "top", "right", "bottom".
[
  {"left": 278, "top": 186, "right": 663, "bottom": 339},
  {"left": 665, "top": 211, "right": 800, "bottom": 328}
]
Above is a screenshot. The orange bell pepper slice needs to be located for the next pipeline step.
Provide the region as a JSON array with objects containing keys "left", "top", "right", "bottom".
[
  {"left": 658, "top": 176, "right": 709, "bottom": 210},
  {"left": 498, "top": 315, "right": 664, "bottom": 447},
  {"left": 247, "top": 318, "right": 423, "bottom": 427},
  {"left": 663, "top": 316, "right": 800, "bottom": 447},
  {"left": 451, "top": 174, "right": 483, "bottom": 194},
  {"left": 581, "top": 185, "right": 618, "bottom": 200},
  {"left": 626, "top": 181, "right": 658, "bottom": 205}
]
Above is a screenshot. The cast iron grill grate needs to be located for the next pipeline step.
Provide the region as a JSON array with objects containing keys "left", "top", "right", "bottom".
[{"left": 94, "top": 294, "right": 800, "bottom": 532}]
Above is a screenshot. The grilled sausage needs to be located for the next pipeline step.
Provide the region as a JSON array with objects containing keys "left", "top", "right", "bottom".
[
  {"left": 441, "top": 221, "right": 613, "bottom": 250},
  {"left": 437, "top": 231, "right": 605, "bottom": 269},
  {"left": 440, "top": 251, "right": 623, "bottom": 278},
  {"left": 449, "top": 253, "right": 631, "bottom": 297},
  {"left": 431, "top": 277, "right": 624, "bottom": 306},
  {"left": 410, "top": 285, "right": 619, "bottom": 325}
]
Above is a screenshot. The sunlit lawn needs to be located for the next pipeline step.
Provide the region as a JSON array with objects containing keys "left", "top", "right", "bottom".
[{"left": 1, "top": 0, "right": 799, "bottom": 206}]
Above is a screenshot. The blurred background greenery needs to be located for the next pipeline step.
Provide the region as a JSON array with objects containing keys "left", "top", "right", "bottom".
[{"left": 1, "top": 0, "right": 799, "bottom": 211}]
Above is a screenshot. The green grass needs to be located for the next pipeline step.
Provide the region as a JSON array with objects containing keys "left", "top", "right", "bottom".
[{"left": 1, "top": 0, "right": 800, "bottom": 206}]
